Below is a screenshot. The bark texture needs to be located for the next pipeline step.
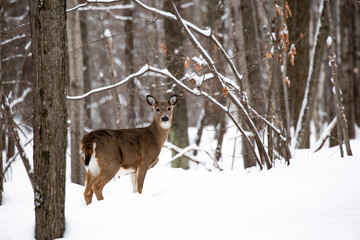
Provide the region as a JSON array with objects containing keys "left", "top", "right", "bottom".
[
  {"left": 29, "top": 1, "right": 67, "bottom": 238},
  {"left": 164, "top": 0, "right": 189, "bottom": 169}
]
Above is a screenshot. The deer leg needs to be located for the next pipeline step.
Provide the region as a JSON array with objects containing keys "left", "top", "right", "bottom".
[
  {"left": 130, "top": 172, "right": 138, "bottom": 193},
  {"left": 136, "top": 165, "right": 148, "bottom": 194},
  {"left": 91, "top": 173, "right": 113, "bottom": 201},
  {"left": 84, "top": 172, "right": 96, "bottom": 205}
]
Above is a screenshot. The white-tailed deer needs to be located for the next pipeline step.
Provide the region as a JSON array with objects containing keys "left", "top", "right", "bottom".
[{"left": 81, "top": 95, "right": 178, "bottom": 205}]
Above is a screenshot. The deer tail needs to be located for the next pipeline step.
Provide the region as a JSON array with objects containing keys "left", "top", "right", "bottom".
[{"left": 81, "top": 136, "right": 95, "bottom": 167}]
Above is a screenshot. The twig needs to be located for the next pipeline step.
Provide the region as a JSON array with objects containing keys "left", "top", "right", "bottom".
[
  {"left": 133, "top": 0, "right": 243, "bottom": 86},
  {"left": 3, "top": 138, "right": 33, "bottom": 177},
  {"left": 313, "top": 117, "right": 337, "bottom": 152},
  {"left": 163, "top": 142, "right": 222, "bottom": 171},
  {"left": 1, "top": 86, "right": 34, "bottom": 189},
  {"left": 170, "top": 0, "right": 271, "bottom": 169}
]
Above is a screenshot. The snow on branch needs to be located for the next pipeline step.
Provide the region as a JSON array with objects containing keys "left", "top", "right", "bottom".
[
  {"left": 133, "top": 0, "right": 211, "bottom": 36},
  {"left": 67, "top": 64, "right": 149, "bottom": 100},
  {"left": 248, "top": 106, "right": 287, "bottom": 142},
  {"left": 170, "top": 0, "right": 271, "bottom": 169},
  {"left": 163, "top": 142, "right": 222, "bottom": 171},
  {"left": 1, "top": 86, "right": 34, "bottom": 189},
  {"left": 133, "top": 0, "right": 243, "bottom": 84},
  {"left": 313, "top": 117, "right": 337, "bottom": 152},
  {"left": 66, "top": 1, "right": 134, "bottom": 12}
]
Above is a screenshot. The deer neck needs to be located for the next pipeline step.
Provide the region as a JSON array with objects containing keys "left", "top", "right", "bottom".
[{"left": 149, "top": 120, "right": 170, "bottom": 146}]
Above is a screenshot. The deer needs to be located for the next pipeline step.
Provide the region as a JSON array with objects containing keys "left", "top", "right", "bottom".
[{"left": 80, "top": 94, "right": 178, "bottom": 205}]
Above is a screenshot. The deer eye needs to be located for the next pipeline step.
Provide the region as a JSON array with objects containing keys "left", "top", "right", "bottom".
[
  {"left": 167, "top": 107, "right": 171, "bottom": 111},
  {"left": 156, "top": 108, "right": 160, "bottom": 112}
]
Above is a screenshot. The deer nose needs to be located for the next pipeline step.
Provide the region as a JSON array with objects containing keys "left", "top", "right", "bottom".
[{"left": 161, "top": 116, "right": 169, "bottom": 122}]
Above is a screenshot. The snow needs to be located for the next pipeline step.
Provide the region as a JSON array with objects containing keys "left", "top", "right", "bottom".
[
  {"left": 327, "top": 36, "right": 333, "bottom": 47},
  {"left": 1, "top": 127, "right": 360, "bottom": 239},
  {"left": 104, "top": 29, "right": 112, "bottom": 43}
]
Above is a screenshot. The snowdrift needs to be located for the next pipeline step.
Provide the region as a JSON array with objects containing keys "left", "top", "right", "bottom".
[{"left": 1, "top": 139, "right": 360, "bottom": 240}]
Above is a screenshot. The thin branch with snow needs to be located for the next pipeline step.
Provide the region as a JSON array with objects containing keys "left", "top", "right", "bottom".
[
  {"left": 313, "top": 117, "right": 337, "bottom": 152},
  {"left": 1, "top": 86, "right": 34, "bottom": 189},
  {"left": 170, "top": 0, "right": 271, "bottom": 169},
  {"left": 163, "top": 142, "right": 222, "bottom": 171},
  {"left": 133, "top": 0, "right": 243, "bottom": 85}
]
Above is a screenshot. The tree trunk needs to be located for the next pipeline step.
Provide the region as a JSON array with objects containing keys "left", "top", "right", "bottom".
[
  {"left": 339, "top": 0, "right": 358, "bottom": 138},
  {"left": 353, "top": 1, "right": 360, "bottom": 127},
  {"left": 67, "top": 0, "right": 86, "bottom": 185},
  {"left": 295, "top": 0, "right": 328, "bottom": 149},
  {"left": 0, "top": 113, "right": 3, "bottom": 206},
  {"left": 29, "top": 1, "right": 67, "bottom": 239},
  {"left": 240, "top": 0, "right": 265, "bottom": 168},
  {"left": 124, "top": 0, "right": 136, "bottom": 128},
  {"left": 164, "top": 0, "right": 189, "bottom": 169},
  {"left": 288, "top": 0, "right": 311, "bottom": 141},
  {"left": 0, "top": 8, "right": 3, "bottom": 205},
  {"left": 80, "top": 11, "right": 92, "bottom": 129},
  {"left": 326, "top": 0, "right": 352, "bottom": 156}
]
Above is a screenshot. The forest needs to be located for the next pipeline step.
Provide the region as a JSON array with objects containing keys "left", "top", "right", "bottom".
[{"left": 1, "top": 0, "right": 359, "bottom": 239}]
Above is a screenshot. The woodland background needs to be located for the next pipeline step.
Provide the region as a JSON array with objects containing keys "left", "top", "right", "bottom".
[{"left": 0, "top": 0, "right": 359, "bottom": 238}]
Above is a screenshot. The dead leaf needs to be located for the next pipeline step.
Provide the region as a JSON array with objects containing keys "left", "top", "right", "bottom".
[
  {"left": 161, "top": 42, "right": 167, "bottom": 53},
  {"left": 285, "top": 1, "right": 292, "bottom": 18},
  {"left": 196, "top": 63, "right": 201, "bottom": 72},
  {"left": 184, "top": 57, "right": 190, "bottom": 68},
  {"left": 222, "top": 87, "right": 229, "bottom": 98},
  {"left": 275, "top": 4, "right": 283, "bottom": 16},
  {"left": 290, "top": 55, "right": 295, "bottom": 66},
  {"left": 284, "top": 76, "right": 291, "bottom": 87},
  {"left": 266, "top": 51, "right": 273, "bottom": 59},
  {"left": 300, "top": 32, "right": 304, "bottom": 39}
]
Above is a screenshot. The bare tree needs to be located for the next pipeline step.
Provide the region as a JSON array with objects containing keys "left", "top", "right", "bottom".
[
  {"left": 1, "top": 86, "right": 34, "bottom": 188},
  {"left": 29, "top": 0, "right": 67, "bottom": 238},
  {"left": 326, "top": 0, "right": 352, "bottom": 156},
  {"left": 240, "top": 0, "right": 266, "bottom": 168},
  {"left": 67, "top": 0, "right": 86, "bottom": 185},
  {"left": 294, "top": 0, "right": 328, "bottom": 149},
  {"left": 164, "top": 0, "right": 189, "bottom": 169},
  {"left": 124, "top": 0, "right": 137, "bottom": 128}
]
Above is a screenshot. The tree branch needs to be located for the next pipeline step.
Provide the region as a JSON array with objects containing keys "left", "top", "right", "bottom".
[
  {"left": 67, "top": 64, "right": 150, "bottom": 100},
  {"left": 313, "top": 117, "right": 337, "bottom": 152},
  {"left": 163, "top": 142, "right": 222, "bottom": 171},
  {"left": 1, "top": 86, "right": 34, "bottom": 189},
  {"left": 170, "top": 0, "right": 271, "bottom": 169},
  {"left": 133, "top": 0, "right": 243, "bottom": 86}
]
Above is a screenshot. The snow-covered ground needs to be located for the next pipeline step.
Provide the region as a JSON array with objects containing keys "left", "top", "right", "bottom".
[{"left": 1, "top": 128, "right": 360, "bottom": 240}]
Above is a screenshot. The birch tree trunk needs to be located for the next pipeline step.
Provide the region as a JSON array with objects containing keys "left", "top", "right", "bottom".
[
  {"left": 29, "top": 1, "right": 67, "bottom": 238},
  {"left": 67, "top": 0, "right": 86, "bottom": 185}
]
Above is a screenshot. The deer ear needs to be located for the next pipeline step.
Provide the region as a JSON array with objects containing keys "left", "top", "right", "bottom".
[
  {"left": 146, "top": 95, "right": 158, "bottom": 106},
  {"left": 168, "top": 95, "right": 178, "bottom": 106}
]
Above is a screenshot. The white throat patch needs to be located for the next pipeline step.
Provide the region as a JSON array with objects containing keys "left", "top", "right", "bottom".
[{"left": 161, "top": 121, "right": 171, "bottom": 129}]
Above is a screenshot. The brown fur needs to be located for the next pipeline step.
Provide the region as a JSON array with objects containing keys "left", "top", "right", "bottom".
[{"left": 81, "top": 95, "right": 178, "bottom": 205}]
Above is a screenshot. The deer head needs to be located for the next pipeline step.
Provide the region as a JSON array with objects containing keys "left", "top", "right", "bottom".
[{"left": 146, "top": 94, "right": 178, "bottom": 129}]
